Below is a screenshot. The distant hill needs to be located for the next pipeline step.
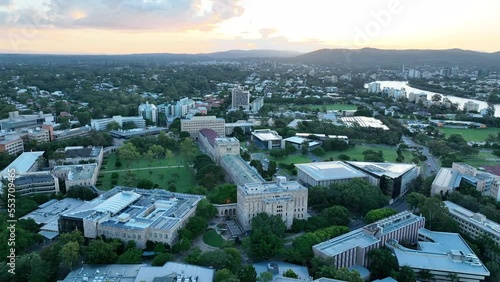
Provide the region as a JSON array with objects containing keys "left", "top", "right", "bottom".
[
  {"left": 290, "top": 48, "right": 500, "bottom": 67},
  {"left": 201, "top": 49, "right": 302, "bottom": 59}
]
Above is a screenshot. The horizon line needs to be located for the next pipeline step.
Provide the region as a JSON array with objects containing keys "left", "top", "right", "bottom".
[{"left": 0, "top": 47, "right": 498, "bottom": 57}]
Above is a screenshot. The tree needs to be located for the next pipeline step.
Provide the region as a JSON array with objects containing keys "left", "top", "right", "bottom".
[
  {"left": 301, "top": 141, "right": 309, "bottom": 155},
  {"left": 137, "top": 178, "right": 154, "bottom": 189},
  {"left": 118, "top": 142, "right": 140, "bottom": 169},
  {"left": 196, "top": 199, "right": 217, "bottom": 220},
  {"left": 238, "top": 265, "right": 257, "bottom": 282},
  {"left": 215, "top": 268, "right": 238, "bottom": 282},
  {"left": 179, "top": 131, "right": 191, "bottom": 139},
  {"left": 116, "top": 248, "right": 142, "bottom": 264},
  {"left": 363, "top": 149, "right": 384, "bottom": 162},
  {"left": 396, "top": 266, "right": 416, "bottom": 282},
  {"left": 85, "top": 239, "right": 119, "bottom": 264},
  {"left": 180, "top": 138, "right": 195, "bottom": 164},
  {"left": 418, "top": 197, "right": 459, "bottom": 232},
  {"left": 66, "top": 185, "right": 98, "bottom": 200},
  {"left": 106, "top": 121, "right": 121, "bottom": 131},
  {"left": 367, "top": 248, "right": 399, "bottom": 279},
  {"left": 246, "top": 214, "right": 286, "bottom": 260},
  {"left": 258, "top": 271, "right": 273, "bottom": 282},
  {"left": 283, "top": 269, "right": 299, "bottom": 279},
  {"left": 406, "top": 192, "right": 427, "bottom": 211},
  {"left": 76, "top": 111, "right": 92, "bottom": 126},
  {"left": 364, "top": 208, "right": 398, "bottom": 224},
  {"left": 208, "top": 184, "right": 237, "bottom": 204},
  {"left": 148, "top": 144, "right": 165, "bottom": 162},
  {"left": 431, "top": 94, "right": 442, "bottom": 102},
  {"left": 122, "top": 121, "right": 137, "bottom": 130},
  {"left": 59, "top": 241, "right": 80, "bottom": 270},
  {"left": 152, "top": 252, "right": 174, "bottom": 266},
  {"left": 417, "top": 269, "right": 434, "bottom": 281},
  {"left": 447, "top": 273, "right": 460, "bottom": 282}
]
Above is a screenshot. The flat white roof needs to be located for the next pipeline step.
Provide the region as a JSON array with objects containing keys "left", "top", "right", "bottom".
[
  {"left": 339, "top": 116, "right": 390, "bottom": 130},
  {"left": 296, "top": 161, "right": 368, "bottom": 181},
  {"left": 252, "top": 129, "right": 282, "bottom": 141},
  {"left": 284, "top": 136, "right": 321, "bottom": 147},
  {"left": 444, "top": 201, "right": 500, "bottom": 237},
  {"left": 1, "top": 151, "right": 44, "bottom": 176},
  {"left": 95, "top": 191, "right": 141, "bottom": 215},
  {"left": 433, "top": 168, "right": 462, "bottom": 188},
  {"left": 346, "top": 161, "right": 417, "bottom": 178}
]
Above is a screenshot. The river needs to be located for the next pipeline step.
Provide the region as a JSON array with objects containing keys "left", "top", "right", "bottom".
[{"left": 367, "top": 81, "right": 500, "bottom": 117}]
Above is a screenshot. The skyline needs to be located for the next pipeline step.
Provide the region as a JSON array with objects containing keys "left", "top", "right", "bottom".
[{"left": 1, "top": 0, "right": 499, "bottom": 55}]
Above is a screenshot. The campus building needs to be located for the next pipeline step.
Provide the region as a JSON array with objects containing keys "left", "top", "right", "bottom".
[
  {"left": 431, "top": 168, "right": 462, "bottom": 196},
  {"left": 25, "top": 127, "right": 51, "bottom": 143},
  {"left": 231, "top": 86, "right": 250, "bottom": 110},
  {"left": 283, "top": 136, "right": 322, "bottom": 151},
  {"left": 236, "top": 177, "right": 308, "bottom": 231},
  {"left": 250, "top": 96, "right": 264, "bottom": 112},
  {"left": 387, "top": 229, "right": 490, "bottom": 282},
  {"left": 295, "top": 133, "right": 349, "bottom": 144},
  {"left": 339, "top": 116, "right": 390, "bottom": 130},
  {"left": 180, "top": 116, "right": 225, "bottom": 139},
  {"left": 225, "top": 120, "right": 255, "bottom": 136},
  {"left": 198, "top": 128, "right": 240, "bottom": 164},
  {"left": 219, "top": 154, "right": 265, "bottom": 185},
  {"left": 444, "top": 201, "right": 500, "bottom": 248},
  {"left": 58, "top": 187, "right": 205, "bottom": 248},
  {"left": 408, "top": 92, "right": 428, "bottom": 103},
  {"left": 251, "top": 129, "right": 284, "bottom": 149},
  {"left": 109, "top": 127, "right": 168, "bottom": 139},
  {"left": 138, "top": 101, "right": 158, "bottom": 124},
  {"left": 62, "top": 262, "right": 215, "bottom": 282},
  {"left": 52, "top": 163, "right": 99, "bottom": 191},
  {"left": 55, "top": 146, "right": 104, "bottom": 168},
  {"left": 0, "top": 111, "right": 55, "bottom": 131},
  {"left": 295, "top": 161, "right": 369, "bottom": 187},
  {"left": 345, "top": 161, "right": 420, "bottom": 201},
  {"left": 91, "top": 116, "right": 146, "bottom": 131},
  {"left": 312, "top": 211, "right": 425, "bottom": 269},
  {"left": 0, "top": 134, "right": 24, "bottom": 155},
  {"left": 453, "top": 162, "right": 500, "bottom": 200},
  {"left": 52, "top": 126, "right": 92, "bottom": 140}
]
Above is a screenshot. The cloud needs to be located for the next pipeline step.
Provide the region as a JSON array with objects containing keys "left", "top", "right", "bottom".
[
  {"left": 1, "top": 0, "right": 245, "bottom": 31},
  {"left": 259, "top": 28, "right": 278, "bottom": 39}
]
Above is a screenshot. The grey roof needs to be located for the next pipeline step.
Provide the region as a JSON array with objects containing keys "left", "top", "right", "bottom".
[
  {"left": 444, "top": 201, "right": 500, "bottom": 237},
  {"left": 1, "top": 151, "right": 44, "bottom": 176},
  {"left": 432, "top": 168, "right": 462, "bottom": 188},
  {"left": 388, "top": 229, "right": 490, "bottom": 277},
  {"left": 345, "top": 161, "right": 417, "bottom": 178},
  {"left": 62, "top": 264, "right": 145, "bottom": 282},
  {"left": 295, "top": 161, "right": 368, "bottom": 181},
  {"left": 253, "top": 261, "right": 310, "bottom": 281},
  {"left": 135, "top": 262, "right": 215, "bottom": 282},
  {"left": 220, "top": 154, "right": 265, "bottom": 185}
]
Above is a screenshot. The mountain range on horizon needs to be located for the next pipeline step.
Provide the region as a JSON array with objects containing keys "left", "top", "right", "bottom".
[{"left": 2, "top": 48, "right": 500, "bottom": 67}]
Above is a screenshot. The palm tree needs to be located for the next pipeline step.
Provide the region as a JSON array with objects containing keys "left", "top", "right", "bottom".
[{"left": 447, "top": 273, "right": 460, "bottom": 282}]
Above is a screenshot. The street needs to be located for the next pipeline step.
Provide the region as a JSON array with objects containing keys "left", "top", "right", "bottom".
[{"left": 402, "top": 135, "right": 440, "bottom": 178}]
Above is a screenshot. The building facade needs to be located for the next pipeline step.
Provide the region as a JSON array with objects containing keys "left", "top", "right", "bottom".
[
  {"left": 231, "top": 87, "right": 250, "bottom": 110},
  {"left": 0, "top": 134, "right": 24, "bottom": 155},
  {"left": 312, "top": 211, "right": 425, "bottom": 269},
  {"left": 11, "top": 172, "right": 60, "bottom": 196},
  {"left": 180, "top": 116, "right": 225, "bottom": 139},
  {"left": 236, "top": 177, "right": 308, "bottom": 231},
  {"left": 251, "top": 129, "right": 284, "bottom": 149},
  {"left": 296, "top": 161, "right": 369, "bottom": 187},
  {"left": 91, "top": 116, "right": 146, "bottom": 131},
  {"left": 52, "top": 164, "right": 99, "bottom": 191},
  {"left": 138, "top": 101, "right": 158, "bottom": 124}
]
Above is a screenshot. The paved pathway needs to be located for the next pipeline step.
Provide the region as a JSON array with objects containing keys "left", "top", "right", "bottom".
[{"left": 100, "top": 165, "right": 192, "bottom": 173}]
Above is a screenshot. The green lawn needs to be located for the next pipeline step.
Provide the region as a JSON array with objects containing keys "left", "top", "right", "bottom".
[
  {"left": 203, "top": 230, "right": 224, "bottom": 248},
  {"left": 270, "top": 154, "right": 311, "bottom": 165},
  {"left": 324, "top": 145, "right": 415, "bottom": 163},
  {"left": 438, "top": 127, "right": 499, "bottom": 142},
  {"left": 97, "top": 153, "right": 196, "bottom": 192},
  {"left": 461, "top": 150, "right": 500, "bottom": 167}
]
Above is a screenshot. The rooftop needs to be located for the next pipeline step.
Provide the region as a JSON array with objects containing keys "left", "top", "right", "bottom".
[
  {"left": 220, "top": 154, "right": 265, "bottom": 185},
  {"left": 388, "top": 229, "right": 490, "bottom": 277},
  {"left": 283, "top": 136, "right": 321, "bottom": 147},
  {"left": 62, "top": 263, "right": 145, "bottom": 282},
  {"left": 135, "top": 262, "right": 215, "bottom": 282},
  {"left": 295, "top": 161, "right": 368, "bottom": 181},
  {"left": 63, "top": 146, "right": 103, "bottom": 158},
  {"left": 432, "top": 168, "right": 462, "bottom": 188},
  {"left": 444, "top": 201, "right": 500, "bottom": 236},
  {"left": 199, "top": 128, "right": 218, "bottom": 148},
  {"left": 313, "top": 211, "right": 424, "bottom": 256},
  {"left": 53, "top": 163, "right": 98, "bottom": 181},
  {"left": 339, "top": 116, "right": 390, "bottom": 130},
  {"left": 252, "top": 129, "right": 282, "bottom": 141},
  {"left": 1, "top": 151, "right": 44, "bottom": 176},
  {"left": 240, "top": 180, "right": 307, "bottom": 196},
  {"left": 253, "top": 261, "right": 310, "bottom": 281},
  {"left": 109, "top": 127, "right": 167, "bottom": 138},
  {"left": 346, "top": 161, "right": 417, "bottom": 179}
]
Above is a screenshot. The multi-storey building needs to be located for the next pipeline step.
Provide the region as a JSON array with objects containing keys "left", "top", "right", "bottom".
[
  {"left": 408, "top": 92, "right": 428, "bottom": 103},
  {"left": 346, "top": 161, "right": 420, "bottom": 202},
  {"left": 219, "top": 154, "right": 265, "bottom": 186},
  {"left": 295, "top": 161, "right": 369, "bottom": 187},
  {"left": 0, "top": 134, "right": 24, "bottom": 155},
  {"left": 231, "top": 87, "right": 250, "bottom": 110},
  {"left": 312, "top": 211, "right": 425, "bottom": 269},
  {"left": 25, "top": 128, "right": 50, "bottom": 143},
  {"left": 236, "top": 177, "right": 308, "bottom": 231},
  {"left": 58, "top": 187, "right": 205, "bottom": 248},
  {"left": 138, "top": 101, "right": 158, "bottom": 124},
  {"left": 0, "top": 111, "right": 55, "bottom": 131},
  {"left": 444, "top": 201, "right": 500, "bottom": 249},
  {"left": 180, "top": 116, "right": 225, "bottom": 139},
  {"left": 452, "top": 162, "right": 500, "bottom": 200},
  {"left": 250, "top": 97, "right": 264, "bottom": 112},
  {"left": 431, "top": 168, "right": 462, "bottom": 196},
  {"left": 251, "top": 129, "right": 284, "bottom": 149},
  {"left": 11, "top": 172, "right": 60, "bottom": 196},
  {"left": 55, "top": 146, "right": 104, "bottom": 169},
  {"left": 464, "top": 101, "right": 480, "bottom": 112},
  {"left": 52, "top": 164, "right": 99, "bottom": 191},
  {"left": 198, "top": 129, "right": 240, "bottom": 164},
  {"left": 91, "top": 116, "right": 146, "bottom": 131}
]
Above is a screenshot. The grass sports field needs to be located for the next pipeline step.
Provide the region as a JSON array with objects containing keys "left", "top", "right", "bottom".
[
  {"left": 97, "top": 152, "right": 195, "bottom": 192},
  {"left": 438, "top": 127, "right": 499, "bottom": 142}
]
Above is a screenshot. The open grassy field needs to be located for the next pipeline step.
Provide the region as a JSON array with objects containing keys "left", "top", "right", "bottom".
[
  {"left": 461, "top": 150, "right": 500, "bottom": 167},
  {"left": 203, "top": 230, "right": 224, "bottom": 248},
  {"left": 97, "top": 152, "right": 195, "bottom": 192},
  {"left": 438, "top": 127, "right": 499, "bottom": 142}
]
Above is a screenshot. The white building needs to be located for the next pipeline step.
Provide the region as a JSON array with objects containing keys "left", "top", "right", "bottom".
[
  {"left": 313, "top": 211, "right": 425, "bottom": 269},
  {"left": 91, "top": 116, "right": 146, "bottom": 131},
  {"left": 236, "top": 177, "right": 308, "bottom": 231},
  {"left": 138, "top": 101, "right": 158, "bottom": 123},
  {"left": 199, "top": 128, "right": 240, "bottom": 164},
  {"left": 408, "top": 92, "right": 428, "bottom": 103},
  {"left": 250, "top": 96, "right": 265, "bottom": 112},
  {"left": 431, "top": 168, "right": 462, "bottom": 196},
  {"left": 180, "top": 116, "right": 225, "bottom": 139},
  {"left": 52, "top": 164, "right": 99, "bottom": 191},
  {"left": 368, "top": 82, "right": 381, "bottom": 93},
  {"left": 0, "top": 134, "right": 24, "bottom": 155},
  {"left": 283, "top": 136, "right": 321, "bottom": 151},
  {"left": 295, "top": 161, "right": 368, "bottom": 187},
  {"left": 251, "top": 129, "right": 284, "bottom": 149},
  {"left": 387, "top": 228, "right": 490, "bottom": 282},
  {"left": 463, "top": 101, "right": 480, "bottom": 112},
  {"left": 339, "top": 116, "right": 389, "bottom": 130}
]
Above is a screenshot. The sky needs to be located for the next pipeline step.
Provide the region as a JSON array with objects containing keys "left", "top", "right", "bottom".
[{"left": 0, "top": 0, "right": 499, "bottom": 54}]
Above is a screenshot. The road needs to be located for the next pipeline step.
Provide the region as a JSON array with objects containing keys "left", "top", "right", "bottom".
[{"left": 402, "top": 136, "right": 440, "bottom": 178}]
